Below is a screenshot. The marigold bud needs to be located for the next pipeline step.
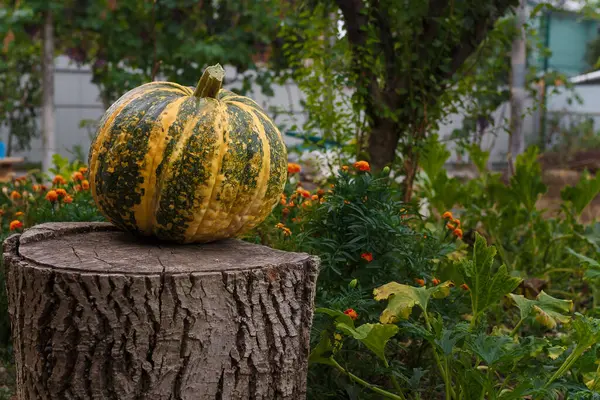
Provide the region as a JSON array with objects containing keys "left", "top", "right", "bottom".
[{"left": 344, "top": 308, "right": 358, "bottom": 320}]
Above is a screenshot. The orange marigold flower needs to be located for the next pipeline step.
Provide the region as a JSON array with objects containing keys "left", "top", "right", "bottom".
[
  {"left": 302, "top": 201, "right": 312, "bottom": 208},
  {"left": 81, "top": 180, "right": 90, "bottom": 190},
  {"left": 291, "top": 217, "right": 299, "bottom": 223},
  {"left": 353, "top": 160, "right": 371, "bottom": 172},
  {"left": 14, "top": 211, "right": 24, "bottom": 217},
  {"left": 453, "top": 228, "right": 463, "bottom": 239},
  {"left": 55, "top": 188, "right": 67, "bottom": 197},
  {"left": 52, "top": 175, "right": 66, "bottom": 185},
  {"left": 319, "top": 197, "right": 325, "bottom": 204},
  {"left": 72, "top": 171, "right": 84, "bottom": 181},
  {"left": 63, "top": 195, "right": 73, "bottom": 204},
  {"left": 361, "top": 252, "right": 373, "bottom": 262},
  {"left": 341, "top": 165, "right": 349, "bottom": 172},
  {"left": 40, "top": 185, "right": 48, "bottom": 191},
  {"left": 442, "top": 211, "right": 453, "bottom": 220},
  {"left": 287, "top": 163, "right": 301, "bottom": 174},
  {"left": 311, "top": 194, "right": 318, "bottom": 201},
  {"left": 280, "top": 198, "right": 287, "bottom": 205},
  {"left": 275, "top": 223, "right": 285, "bottom": 229},
  {"left": 79, "top": 167, "right": 88, "bottom": 174},
  {"left": 446, "top": 223, "right": 456, "bottom": 231},
  {"left": 432, "top": 278, "right": 441, "bottom": 286},
  {"left": 297, "top": 188, "right": 311, "bottom": 198},
  {"left": 461, "top": 283, "right": 469, "bottom": 291},
  {"left": 9, "top": 220, "right": 23, "bottom": 231},
  {"left": 317, "top": 189, "right": 325, "bottom": 196},
  {"left": 415, "top": 278, "right": 425, "bottom": 287},
  {"left": 32, "top": 184, "right": 40, "bottom": 192},
  {"left": 453, "top": 219, "right": 461, "bottom": 227},
  {"left": 282, "top": 207, "right": 290, "bottom": 215},
  {"left": 344, "top": 308, "right": 358, "bottom": 320},
  {"left": 282, "top": 227, "right": 292, "bottom": 237},
  {"left": 344, "top": 200, "right": 350, "bottom": 204},
  {"left": 74, "top": 184, "right": 82, "bottom": 192},
  {"left": 45, "top": 190, "right": 58, "bottom": 202},
  {"left": 288, "top": 201, "right": 295, "bottom": 208},
  {"left": 10, "top": 191, "right": 21, "bottom": 200}
]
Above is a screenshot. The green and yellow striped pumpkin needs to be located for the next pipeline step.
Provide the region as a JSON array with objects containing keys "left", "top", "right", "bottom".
[{"left": 88, "top": 64, "right": 287, "bottom": 243}]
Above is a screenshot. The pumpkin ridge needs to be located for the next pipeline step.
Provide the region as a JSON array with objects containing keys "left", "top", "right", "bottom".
[
  {"left": 185, "top": 103, "right": 231, "bottom": 242},
  {"left": 151, "top": 97, "right": 206, "bottom": 228},
  {"left": 207, "top": 103, "right": 263, "bottom": 238},
  {"left": 89, "top": 86, "right": 157, "bottom": 208},
  {"left": 221, "top": 102, "right": 272, "bottom": 236},
  {"left": 152, "top": 101, "right": 215, "bottom": 241},
  {"left": 239, "top": 109, "right": 287, "bottom": 233},
  {"left": 94, "top": 90, "right": 182, "bottom": 231},
  {"left": 257, "top": 112, "right": 287, "bottom": 198},
  {"left": 133, "top": 96, "right": 187, "bottom": 234}
]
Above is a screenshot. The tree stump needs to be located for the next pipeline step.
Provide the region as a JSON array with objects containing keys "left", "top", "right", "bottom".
[{"left": 3, "top": 222, "right": 319, "bottom": 400}]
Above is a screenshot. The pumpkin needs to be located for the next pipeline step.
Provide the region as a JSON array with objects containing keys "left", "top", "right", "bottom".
[{"left": 88, "top": 64, "right": 287, "bottom": 243}]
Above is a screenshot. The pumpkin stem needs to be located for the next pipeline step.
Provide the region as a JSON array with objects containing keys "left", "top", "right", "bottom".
[{"left": 193, "top": 64, "right": 225, "bottom": 99}]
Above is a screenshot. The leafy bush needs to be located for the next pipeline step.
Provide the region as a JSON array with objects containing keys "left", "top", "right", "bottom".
[{"left": 312, "top": 235, "right": 600, "bottom": 399}]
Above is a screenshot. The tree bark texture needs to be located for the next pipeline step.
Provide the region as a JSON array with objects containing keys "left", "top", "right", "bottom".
[
  {"left": 41, "top": 9, "right": 55, "bottom": 176},
  {"left": 3, "top": 222, "right": 320, "bottom": 400}
]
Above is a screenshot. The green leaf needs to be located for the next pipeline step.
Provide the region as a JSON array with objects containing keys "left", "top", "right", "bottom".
[
  {"left": 373, "top": 281, "right": 454, "bottom": 324},
  {"left": 560, "top": 171, "right": 600, "bottom": 216},
  {"left": 567, "top": 247, "right": 600, "bottom": 268},
  {"left": 420, "top": 134, "right": 451, "bottom": 179},
  {"left": 308, "top": 330, "right": 337, "bottom": 366},
  {"left": 459, "top": 233, "right": 522, "bottom": 318},
  {"left": 468, "top": 333, "right": 512, "bottom": 365},
  {"left": 509, "top": 291, "right": 573, "bottom": 329},
  {"left": 336, "top": 322, "right": 399, "bottom": 363},
  {"left": 567, "top": 248, "right": 600, "bottom": 283},
  {"left": 509, "top": 146, "right": 547, "bottom": 212},
  {"left": 546, "top": 314, "right": 600, "bottom": 387},
  {"left": 315, "top": 308, "right": 398, "bottom": 363},
  {"left": 546, "top": 345, "right": 566, "bottom": 360}
]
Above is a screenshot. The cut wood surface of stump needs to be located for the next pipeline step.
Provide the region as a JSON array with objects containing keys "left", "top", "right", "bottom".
[{"left": 3, "top": 222, "right": 319, "bottom": 400}]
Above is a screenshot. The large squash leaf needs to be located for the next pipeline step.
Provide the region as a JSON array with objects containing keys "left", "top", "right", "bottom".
[
  {"left": 373, "top": 281, "right": 454, "bottom": 324},
  {"left": 567, "top": 247, "right": 600, "bottom": 283},
  {"left": 308, "top": 329, "right": 337, "bottom": 366},
  {"left": 545, "top": 314, "right": 600, "bottom": 388},
  {"left": 336, "top": 323, "right": 399, "bottom": 363},
  {"left": 313, "top": 308, "right": 399, "bottom": 363},
  {"left": 560, "top": 171, "right": 600, "bottom": 217},
  {"left": 459, "top": 233, "right": 522, "bottom": 319},
  {"left": 509, "top": 291, "right": 573, "bottom": 329}
]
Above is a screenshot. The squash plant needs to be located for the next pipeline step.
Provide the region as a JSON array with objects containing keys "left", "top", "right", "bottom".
[{"left": 311, "top": 234, "right": 600, "bottom": 399}]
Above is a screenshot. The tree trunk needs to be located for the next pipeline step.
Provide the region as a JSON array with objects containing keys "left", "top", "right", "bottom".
[
  {"left": 41, "top": 9, "right": 55, "bottom": 176},
  {"left": 4, "top": 222, "right": 319, "bottom": 400},
  {"left": 508, "top": 0, "right": 527, "bottom": 176},
  {"left": 367, "top": 118, "right": 399, "bottom": 171}
]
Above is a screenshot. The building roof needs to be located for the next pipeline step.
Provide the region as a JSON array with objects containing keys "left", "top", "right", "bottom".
[{"left": 569, "top": 69, "right": 600, "bottom": 84}]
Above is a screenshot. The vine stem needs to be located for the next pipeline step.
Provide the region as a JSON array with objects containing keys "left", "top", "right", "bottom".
[
  {"left": 423, "top": 311, "right": 455, "bottom": 399},
  {"left": 384, "top": 359, "right": 407, "bottom": 400},
  {"left": 331, "top": 359, "right": 405, "bottom": 400},
  {"left": 193, "top": 64, "right": 225, "bottom": 98},
  {"left": 510, "top": 318, "right": 524, "bottom": 337}
]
